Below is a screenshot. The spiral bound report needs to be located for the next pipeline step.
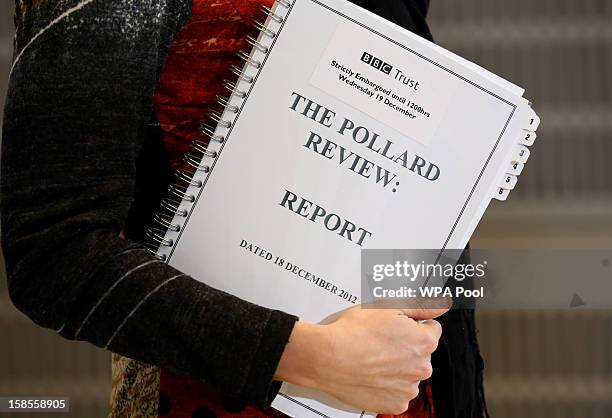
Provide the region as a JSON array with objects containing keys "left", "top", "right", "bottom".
[
  {"left": 145, "top": 0, "right": 292, "bottom": 259},
  {"left": 141, "top": 0, "right": 540, "bottom": 416}
]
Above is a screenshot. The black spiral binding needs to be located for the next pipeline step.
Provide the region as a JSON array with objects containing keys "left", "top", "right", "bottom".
[{"left": 144, "top": 0, "right": 292, "bottom": 261}]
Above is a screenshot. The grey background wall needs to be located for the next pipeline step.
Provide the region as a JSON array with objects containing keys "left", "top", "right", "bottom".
[
  {"left": 1, "top": 1, "right": 611, "bottom": 418},
  {"left": 429, "top": 2, "right": 612, "bottom": 417}
]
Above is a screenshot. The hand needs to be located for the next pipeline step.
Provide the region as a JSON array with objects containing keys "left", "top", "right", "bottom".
[{"left": 274, "top": 306, "right": 448, "bottom": 415}]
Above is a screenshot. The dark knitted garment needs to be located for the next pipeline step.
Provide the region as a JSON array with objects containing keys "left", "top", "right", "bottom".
[
  {"left": 1, "top": 0, "right": 486, "bottom": 417},
  {"left": 2, "top": 0, "right": 296, "bottom": 407}
]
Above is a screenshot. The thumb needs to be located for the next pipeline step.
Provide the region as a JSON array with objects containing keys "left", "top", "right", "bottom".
[
  {"left": 400, "top": 298, "right": 451, "bottom": 319},
  {"left": 400, "top": 307, "right": 449, "bottom": 320}
]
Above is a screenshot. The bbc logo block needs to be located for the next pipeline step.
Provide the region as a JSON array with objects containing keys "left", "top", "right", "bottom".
[{"left": 360, "top": 52, "right": 393, "bottom": 75}]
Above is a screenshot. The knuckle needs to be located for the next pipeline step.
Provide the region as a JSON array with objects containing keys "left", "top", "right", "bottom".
[
  {"left": 404, "top": 360, "right": 431, "bottom": 380},
  {"left": 381, "top": 384, "right": 420, "bottom": 414},
  {"left": 418, "top": 362, "right": 433, "bottom": 379},
  {"left": 423, "top": 334, "right": 440, "bottom": 352},
  {"left": 386, "top": 399, "right": 410, "bottom": 415},
  {"left": 405, "top": 384, "right": 420, "bottom": 400},
  {"left": 430, "top": 320, "right": 442, "bottom": 335}
]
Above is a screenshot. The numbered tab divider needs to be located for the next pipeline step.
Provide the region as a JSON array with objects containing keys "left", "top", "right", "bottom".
[
  {"left": 512, "top": 145, "right": 531, "bottom": 164},
  {"left": 500, "top": 174, "right": 518, "bottom": 190},
  {"left": 519, "top": 130, "right": 537, "bottom": 146},
  {"left": 493, "top": 187, "right": 511, "bottom": 201},
  {"left": 525, "top": 106, "right": 541, "bottom": 131},
  {"left": 507, "top": 161, "right": 525, "bottom": 176},
  {"left": 492, "top": 104, "right": 539, "bottom": 201}
]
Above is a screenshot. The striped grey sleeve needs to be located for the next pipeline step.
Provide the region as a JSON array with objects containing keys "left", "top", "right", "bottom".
[{"left": 1, "top": 0, "right": 297, "bottom": 407}]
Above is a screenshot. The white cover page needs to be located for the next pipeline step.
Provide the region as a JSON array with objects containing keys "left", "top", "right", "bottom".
[{"left": 156, "top": 0, "right": 532, "bottom": 416}]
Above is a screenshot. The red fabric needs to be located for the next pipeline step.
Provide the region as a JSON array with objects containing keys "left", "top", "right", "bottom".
[
  {"left": 154, "top": 0, "right": 270, "bottom": 170},
  {"left": 153, "top": 1, "right": 435, "bottom": 417}
]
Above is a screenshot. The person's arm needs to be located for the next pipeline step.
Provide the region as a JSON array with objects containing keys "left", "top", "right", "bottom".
[{"left": 1, "top": 1, "right": 295, "bottom": 407}]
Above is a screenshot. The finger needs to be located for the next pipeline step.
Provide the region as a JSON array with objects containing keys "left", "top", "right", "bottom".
[
  {"left": 418, "top": 319, "right": 442, "bottom": 341},
  {"left": 400, "top": 305, "right": 449, "bottom": 320},
  {"left": 407, "top": 382, "right": 421, "bottom": 401}
]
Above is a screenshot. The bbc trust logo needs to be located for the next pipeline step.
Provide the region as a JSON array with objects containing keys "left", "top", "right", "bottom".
[{"left": 360, "top": 52, "right": 393, "bottom": 75}]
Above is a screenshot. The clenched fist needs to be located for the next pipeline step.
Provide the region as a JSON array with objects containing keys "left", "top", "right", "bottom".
[{"left": 275, "top": 306, "right": 448, "bottom": 415}]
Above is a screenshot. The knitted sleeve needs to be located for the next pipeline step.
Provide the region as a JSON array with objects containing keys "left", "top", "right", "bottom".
[{"left": 1, "top": 0, "right": 297, "bottom": 407}]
